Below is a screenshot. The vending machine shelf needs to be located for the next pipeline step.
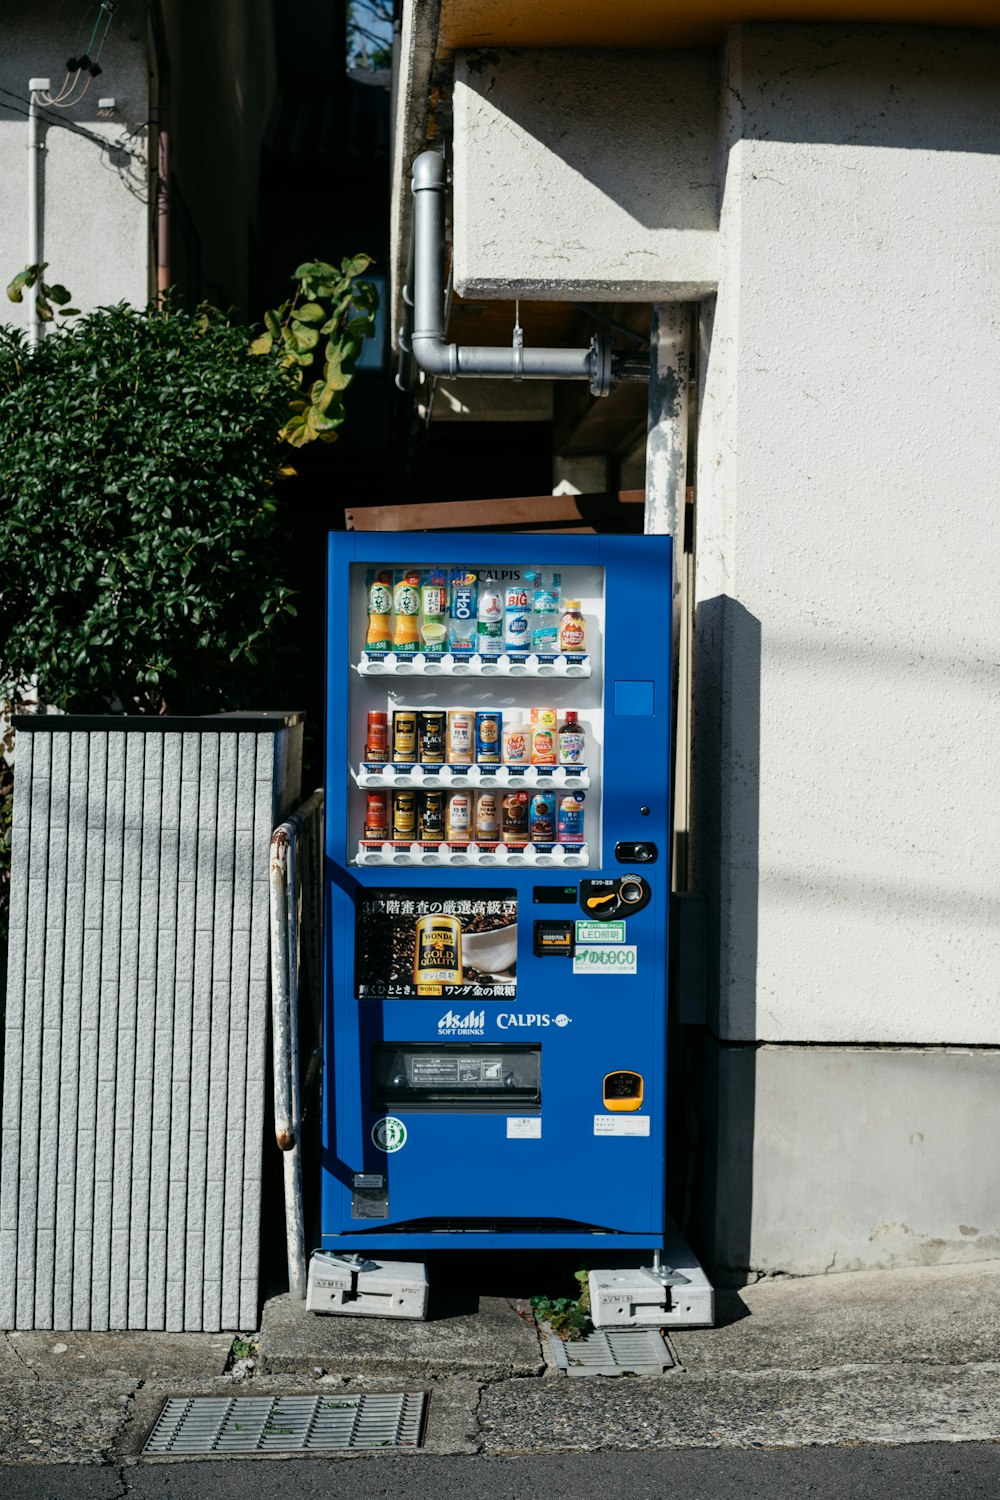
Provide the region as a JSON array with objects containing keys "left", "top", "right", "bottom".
[
  {"left": 355, "top": 652, "right": 592, "bottom": 678},
  {"left": 353, "top": 763, "right": 591, "bottom": 791},
  {"left": 352, "top": 840, "right": 590, "bottom": 867}
]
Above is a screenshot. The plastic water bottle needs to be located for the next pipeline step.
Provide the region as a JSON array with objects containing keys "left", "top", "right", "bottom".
[
  {"left": 531, "top": 571, "right": 561, "bottom": 656},
  {"left": 477, "top": 576, "right": 503, "bottom": 657}
]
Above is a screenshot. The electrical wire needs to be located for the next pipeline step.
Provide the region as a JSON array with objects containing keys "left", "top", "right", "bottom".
[
  {"left": 40, "top": 2, "right": 116, "bottom": 108},
  {"left": 0, "top": 84, "right": 144, "bottom": 159}
]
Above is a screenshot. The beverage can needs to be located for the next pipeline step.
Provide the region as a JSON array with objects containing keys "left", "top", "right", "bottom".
[
  {"left": 418, "top": 711, "right": 445, "bottom": 765},
  {"left": 419, "top": 789, "right": 444, "bottom": 841},
  {"left": 445, "top": 790, "right": 471, "bottom": 841},
  {"left": 364, "top": 790, "right": 389, "bottom": 841},
  {"left": 392, "top": 710, "right": 417, "bottom": 763},
  {"left": 413, "top": 915, "right": 463, "bottom": 985},
  {"left": 502, "top": 790, "right": 529, "bottom": 844},
  {"left": 392, "top": 790, "right": 416, "bottom": 840},
  {"left": 447, "top": 710, "right": 474, "bottom": 765},
  {"left": 557, "top": 792, "right": 586, "bottom": 845},
  {"left": 475, "top": 710, "right": 502, "bottom": 765},
  {"left": 474, "top": 791, "right": 500, "bottom": 840},
  {"left": 529, "top": 791, "right": 556, "bottom": 843},
  {"left": 502, "top": 721, "right": 530, "bottom": 766},
  {"left": 365, "top": 711, "right": 388, "bottom": 765}
]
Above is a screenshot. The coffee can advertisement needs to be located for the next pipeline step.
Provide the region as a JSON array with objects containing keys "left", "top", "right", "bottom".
[{"left": 356, "top": 889, "right": 518, "bottom": 999}]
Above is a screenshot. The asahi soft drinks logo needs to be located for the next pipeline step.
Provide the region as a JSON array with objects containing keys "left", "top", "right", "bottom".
[{"left": 437, "top": 1009, "right": 486, "bottom": 1036}]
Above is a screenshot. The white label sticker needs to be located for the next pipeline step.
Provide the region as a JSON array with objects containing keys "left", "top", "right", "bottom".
[
  {"left": 507, "top": 1117, "right": 542, "bottom": 1139},
  {"left": 594, "top": 1114, "right": 650, "bottom": 1137},
  {"left": 572, "top": 944, "right": 638, "bottom": 976},
  {"left": 575, "top": 920, "right": 627, "bottom": 944}
]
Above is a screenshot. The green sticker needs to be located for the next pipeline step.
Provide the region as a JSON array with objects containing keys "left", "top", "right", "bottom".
[{"left": 575, "top": 919, "right": 626, "bottom": 944}]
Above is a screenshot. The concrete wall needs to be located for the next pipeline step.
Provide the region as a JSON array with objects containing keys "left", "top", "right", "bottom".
[
  {"left": 692, "top": 23, "right": 1000, "bottom": 1277},
  {"left": 453, "top": 49, "right": 720, "bottom": 300},
  {"left": 0, "top": 1, "right": 150, "bottom": 328},
  {"left": 695, "top": 22, "right": 1000, "bottom": 1048},
  {"left": 706, "top": 1042, "right": 1000, "bottom": 1283}
]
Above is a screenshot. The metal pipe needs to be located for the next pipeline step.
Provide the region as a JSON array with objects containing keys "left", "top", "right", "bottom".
[
  {"left": 410, "top": 150, "right": 614, "bottom": 396},
  {"left": 269, "top": 788, "right": 325, "bottom": 1301},
  {"left": 27, "top": 79, "right": 50, "bottom": 349}
]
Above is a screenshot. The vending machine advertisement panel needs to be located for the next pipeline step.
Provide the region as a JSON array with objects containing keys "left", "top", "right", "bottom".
[{"left": 321, "top": 532, "right": 672, "bottom": 1251}]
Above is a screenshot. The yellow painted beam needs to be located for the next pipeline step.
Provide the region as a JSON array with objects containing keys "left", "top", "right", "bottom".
[{"left": 440, "top": 0, "right": 1000, "bottom": 51}]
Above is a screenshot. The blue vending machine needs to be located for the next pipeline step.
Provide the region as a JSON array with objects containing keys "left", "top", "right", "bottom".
[{"left": 316, "top": 531, "right": 672, "bottom": 1273}]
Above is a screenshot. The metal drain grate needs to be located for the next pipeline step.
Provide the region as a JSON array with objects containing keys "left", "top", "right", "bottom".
[
  {"left": 143, "top": 1393, "right": 426, "bottom": 1454},
  {"left": 547, "top": 1327, "right": 674, "bottom": 1377}
]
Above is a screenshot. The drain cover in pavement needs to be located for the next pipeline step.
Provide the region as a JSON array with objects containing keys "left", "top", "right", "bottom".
[
  {"left": 143, "top": 1393, "right": 426, "bottom": 1454},
  {"left": 546, "top": 1327, "right": 674, "bottom": 1377}
]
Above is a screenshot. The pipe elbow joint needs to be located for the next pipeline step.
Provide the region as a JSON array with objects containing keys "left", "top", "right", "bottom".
[
  {"left": 412, "top": 151, "right": 446, "bottom": 193},
  {"left": 411, "top": 333, "right": 458, "bottom": 378}
]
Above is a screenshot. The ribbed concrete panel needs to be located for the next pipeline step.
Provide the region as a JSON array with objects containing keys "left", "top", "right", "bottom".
[{"left": 0, "top": 714, "right": 303, "bottom": 1331}]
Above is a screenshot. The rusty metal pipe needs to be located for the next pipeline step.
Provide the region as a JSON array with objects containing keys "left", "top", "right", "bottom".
[{"left": 269, "top": 789, "right": 325, "bottom": 1300}]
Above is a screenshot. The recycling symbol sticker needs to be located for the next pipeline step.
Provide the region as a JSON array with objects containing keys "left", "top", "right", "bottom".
[{"left": 371, "top": 1116, "right": 408, "bottom": 1153}]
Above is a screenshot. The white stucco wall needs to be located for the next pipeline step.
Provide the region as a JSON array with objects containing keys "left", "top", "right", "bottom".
[
  {"left": 453, "top": 49, "right": 720, "bottom": 300},
  {"left": 695, "top": 24, "right": 1000, "bottom": 1045},
  {"left": 0, "top": 1, "right": 149, "bottom": 327}
]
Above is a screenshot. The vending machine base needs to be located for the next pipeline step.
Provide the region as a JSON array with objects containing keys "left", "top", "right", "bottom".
[
  {"left": 588, "top": 1220, "right": 715, "bottom": 1329},
  {"left": 306, "top": 1252, "right": 429, "bottom": 1319}
]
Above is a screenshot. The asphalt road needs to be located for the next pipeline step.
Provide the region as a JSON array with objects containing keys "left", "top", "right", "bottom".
[{"left": 4, "top": 1444, "right": 1000, "bottom": 1500}]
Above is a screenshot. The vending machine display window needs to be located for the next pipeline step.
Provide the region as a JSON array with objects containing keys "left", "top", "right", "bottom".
[{"left": 344, "top": 559, "right": 605, "bottom": 869}]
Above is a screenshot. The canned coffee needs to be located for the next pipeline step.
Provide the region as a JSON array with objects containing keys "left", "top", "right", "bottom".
[
  {"left": 413, "top": 914, "right": 463, "bottom": 985},
  {"left": 502, "top": 791, "right": 529, "bottom": 845},
  {"left": 445, "top": 790, "right": 471, "bottom": 841},
  {"left": 474, "top": 790, "right": 500, "bottom": 841},
  {"left": 392, "top": 789, "right": 416, "bottom": 840},
  {"left": 418, "top": 710, "right": 445, "bottom": 765},
  {"left": 447, "top": 710, "right": 474, "bottom": 765},
  {"left": 475, "top": 710, "right": 502, "bottom": 765},
  {"left": 392, "top": 710, "right": 417, "bottom": 763},
  {"left": 529, "top": 790, "right": 556, "bottom": 843},
  {"left": 364, "top": 790, "right": 389, "bottom": 841},
  {"left": 419, "top": 789, "right": 444, "bottom": 841},
  {"left": 365, "top": 711, "right": 388, "bottom": 765}
]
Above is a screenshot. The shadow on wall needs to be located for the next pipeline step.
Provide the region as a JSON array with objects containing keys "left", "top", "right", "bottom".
[
  {"left": 689, "top": 594, "right": 761, "bottom": 1288},
  {"left": 459, "top": 48, "right": 721, "bottom": 233},
  {"left": 728, "top": 24, "right": 1000, "bottom": 154}
]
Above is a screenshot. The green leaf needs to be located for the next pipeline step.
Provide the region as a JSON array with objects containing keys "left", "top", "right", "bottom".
[
  {"left": 43, "top": 283, "right": 72, "bottom": 306},
  {"left": 294, "top": 302, "right": 325, "bottom": 324}
]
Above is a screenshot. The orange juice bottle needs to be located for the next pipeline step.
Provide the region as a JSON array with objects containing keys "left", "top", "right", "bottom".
[{"left": 393, "top": 568, "right": 421, "bottom": 653}]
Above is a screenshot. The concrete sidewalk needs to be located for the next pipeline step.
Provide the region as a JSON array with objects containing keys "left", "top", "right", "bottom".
[{"left": 1, "top": 1259, "right": 999, "bottom": 1466}]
